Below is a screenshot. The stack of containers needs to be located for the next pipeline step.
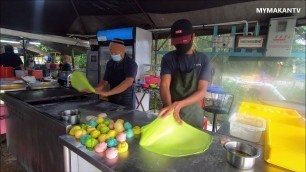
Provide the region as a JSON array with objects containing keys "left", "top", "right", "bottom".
[{"left": 237, "top": 102, "right": 305, "bottom": 172}]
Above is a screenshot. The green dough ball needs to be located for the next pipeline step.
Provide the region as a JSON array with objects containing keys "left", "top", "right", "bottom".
[
  {"left": 81, "top": 123, "right": 87, "bottom": 130},
  {"left": 81, "top": 134, "right": 91, "bottom": 145},
  {"left": 100, "top": 126, "right": 110, "bottom": 134},
  {"left": 85, "top": 138, "right": 98, "bottom": 150},
  {"left": 104, "top": 119, "right": 114, "bottom": 126}
]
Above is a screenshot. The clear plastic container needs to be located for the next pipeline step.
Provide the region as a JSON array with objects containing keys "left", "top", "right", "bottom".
[{"left": 229, "top": 113, "right": 266, "bottom": 143}]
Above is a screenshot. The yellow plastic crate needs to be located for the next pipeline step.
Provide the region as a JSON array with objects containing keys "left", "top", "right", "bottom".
[
  {"left": 265, "top": 121, "right": 305, "bottom": 172},
  {"left": 238, "top": 102, "right": 304, "bottom": 127}
]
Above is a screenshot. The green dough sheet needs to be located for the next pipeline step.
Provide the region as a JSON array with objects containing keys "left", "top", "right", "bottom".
[
  {"left": 140, "top": 114, "right": 212, "bottom": 157},
  {"left": 71, "top": 71, "right": 96, "bottom": 93}
]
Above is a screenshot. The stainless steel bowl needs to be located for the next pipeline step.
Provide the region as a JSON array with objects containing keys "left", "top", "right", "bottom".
[
  {"left": 224, "top": 141, "right": 260, "bottom": 169},
  {"left": 59, "top": 109, "right": 80, "bottom": 125}
]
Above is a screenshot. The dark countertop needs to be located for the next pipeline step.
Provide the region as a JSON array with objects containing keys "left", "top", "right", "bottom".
[{"left": 58, "top": 101, "right": 288, "bottom": 172}]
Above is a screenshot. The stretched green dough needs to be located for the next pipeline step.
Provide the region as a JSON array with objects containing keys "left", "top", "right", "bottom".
[
  {"left": 71, "top": 71, "right": 96, "bottom": 93},
  {"left": 140, "top": 114, "right": 212, "bottom": 157}
]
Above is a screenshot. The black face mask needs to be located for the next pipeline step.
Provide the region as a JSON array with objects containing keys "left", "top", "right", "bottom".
[{"left": 175, "top": 41, "right": 192, "bottom": 55}]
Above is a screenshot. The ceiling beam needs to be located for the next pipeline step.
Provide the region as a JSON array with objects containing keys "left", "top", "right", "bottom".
[{"left": 0, "top": 28, "right": 90, "bottom": 48}]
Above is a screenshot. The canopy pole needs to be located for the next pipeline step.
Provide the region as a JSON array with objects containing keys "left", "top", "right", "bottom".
[
  {"left": 154, "top": 34, "right": 158, "bottom": 65},
  {"left": 71, "top": 48, "right": 75, "bottom": 70},
  {"left": 22, "top": 38, "right": 27, "bottom": 65}
]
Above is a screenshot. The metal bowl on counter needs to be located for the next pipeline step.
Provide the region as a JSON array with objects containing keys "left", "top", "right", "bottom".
[
  {"left": 224, "top": 141, "right": 260, "bottom": 169},
  {"left": 59, "top": 109, "right": 80, "bottom": 125}
]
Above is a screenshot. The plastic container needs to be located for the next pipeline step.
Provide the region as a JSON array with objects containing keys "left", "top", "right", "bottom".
[
  {"left": 238, "top": 102, "right": 303, "bottom": 126},
  {"left": 144, "top": 75, "right": 161, "bottom": 85},
  {"left": 265, "top": 121, "right": 305, "bottom": 172},
  {"left": 29, "top": 70, "right": 43, "bottom": 79},
  {"left": 0, "top": 66, "right": 14, "bottom": 78},
  {"left": 229, "top": 114, "right": 266, "bottom": 143},
  {"left": 15, "top": 70, "right": 28, "bottom": 78}
]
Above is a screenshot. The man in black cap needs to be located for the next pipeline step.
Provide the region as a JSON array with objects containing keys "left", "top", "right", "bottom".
[{"left": 158, "top": 19, "right": 211, "bottom": 129}]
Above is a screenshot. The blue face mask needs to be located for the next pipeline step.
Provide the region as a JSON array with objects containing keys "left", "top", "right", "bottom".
[{"left": 111, "top": 54, "right": 121, "bottom": 62}]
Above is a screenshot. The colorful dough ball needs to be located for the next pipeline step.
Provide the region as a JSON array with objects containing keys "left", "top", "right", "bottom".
[
  {"left": 81, "top": 134, "right": 91, "bottom": 145},
  {"left": 132, "top": 126, "right": 141, "bottom": 135},
  {"left": 100, "top": 126, "right": 110, "bottom": 134},
  {"left": 116, "top": 119, "right": 124, "bottom": 124},
  {"left": 107, "top": 130, "right": 117, "bottom": 138},
  {"left": 88, "top": 120, "right": 98, "bottom": 128},
  {"left": 95, "top": 117, "right": 104, "bottom": 124},
  {"left": 114, "top": 122, "right": 125, "bottom": 133},
  {"left": 97, "top": 123, "right": 107, "bottom": 131},
  {"left": 98, "top": 134, "right": 109, "bottom": 142},
  {"left": 86, "top": 116, "right": 96, "bottom": 121},
  {"left": 124, "top": 122, "right": 133, "bottom": 130},
  {"left": 117, "top": 142, "right": 129, "bottom": 153},
  {"left": 109, "top": 122, "right": 115, "bottom": 130},
  {"left": 116, "top": 132, "right": 126, "bottom": 143},
  {"left": 90, "top": 130, "right": 101, "bottom": 139},
  {"left": 95, "top": 142, "right": 107, "bottom": 153},
  {"left": 81, "top": 123, "right": 87, "bottom": 130},
  {"left": 104, "top": 119, "right": 113, "bottom": 126},
  {"left": 125, "top": 129, "right": 134, "bottom": 138},
  {"left": 86, "top": 126, "right": 96, "bottom": 134},
  {"left": 106, "top": 148, "right": 118, "bottom": 159},
  {"left": 69, "top": 125, "right": 81, "bottom": 136},
  {"left": 75, "top": 129, "right": 86, "bottom": 139},
  {"left": 98, "top": 113, "right": 107, "bottom": 118},
  {"left": 85, "top": 138, "right": 98, "bottom": 150},
  {"left": 106, "top": 138, "right": 118, "bottom": 148}
]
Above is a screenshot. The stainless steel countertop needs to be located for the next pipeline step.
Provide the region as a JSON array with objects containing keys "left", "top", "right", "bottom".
[{"left": 58, "top": 101, "right": 288, "bottom": 172}]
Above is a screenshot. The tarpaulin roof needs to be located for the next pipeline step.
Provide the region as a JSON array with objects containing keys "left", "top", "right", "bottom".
[{"left": 1, "top": 0, "right": 305, "bottom": 38}]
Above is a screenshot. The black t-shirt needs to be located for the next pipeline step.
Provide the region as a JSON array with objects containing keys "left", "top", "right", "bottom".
[
  {"left": 161, "top": 51, "right": 211, "bottom": 82},
  {"left": 103, "top": 54, "right": 138, "bottom": 87},
  {"left": 0, "top": 52, "right": 23, "bottom": 70},
  {"left": 61, "top": 63, "right": 71, "bottom": 71}
]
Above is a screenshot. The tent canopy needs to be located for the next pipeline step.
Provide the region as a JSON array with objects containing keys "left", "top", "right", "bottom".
[{"left": 1, "top": 0, "right": 305, "bottom": 38}]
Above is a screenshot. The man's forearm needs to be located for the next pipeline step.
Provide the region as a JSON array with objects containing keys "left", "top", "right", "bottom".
[
  {"left": 107, "top": 78, "right": 133, "bottom": 96},
  {"left": 177, "top": 80, "right": 208, "bottom": 108},
  {"left": 178, "top": 90, "right": 206, "bottom": 108}
]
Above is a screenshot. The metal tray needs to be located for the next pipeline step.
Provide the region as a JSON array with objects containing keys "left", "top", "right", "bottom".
[
  {"left": 0, "top": 84, "right": 27, "bottom": 93},
  {"left": 30, "top": 82, "right": 60, "bottom": 90}
]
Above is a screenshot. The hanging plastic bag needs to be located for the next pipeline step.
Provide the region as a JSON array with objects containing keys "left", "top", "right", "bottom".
[
  {"left": 71, "top": 71, "right": 96, "bottom": 93},
  {"left": 140, "top": 114, "right": 212, "bottom": 157}
]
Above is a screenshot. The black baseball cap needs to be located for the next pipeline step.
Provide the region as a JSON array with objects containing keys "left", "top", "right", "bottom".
[{"left": 171, "top": 19, "right": 193, "bottom": 45}]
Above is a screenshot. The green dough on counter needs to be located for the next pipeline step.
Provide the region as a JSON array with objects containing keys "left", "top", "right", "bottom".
[
  {"left": 100, "top": 126, "right": 110, "bottom": 134},
  {"left": 81, "top": 134, "right": 91, "bottom": 145},
  {"left": 104, "top": 119, "right": 114, "bottom": 126},
  {"left": 85, "top": 138, "right": 98, "bottom": 150},
  {"left": 140, "top": 114, "right": 213, "bottom": 157}
]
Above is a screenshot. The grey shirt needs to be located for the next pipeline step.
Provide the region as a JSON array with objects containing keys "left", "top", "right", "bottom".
[{"left": 161, "top": 51, "right": 211, "bottom": 82}]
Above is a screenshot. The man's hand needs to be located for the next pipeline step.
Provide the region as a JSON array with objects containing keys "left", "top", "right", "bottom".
[
  {"left": 158, "top": 101, "right": 183, "bottom": 124},
  {"left": 83, "top": 89, "right": 93, "bottom": 93},
  {"left": 95, "top": 90, "right": 110, "bottom": 97}
]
